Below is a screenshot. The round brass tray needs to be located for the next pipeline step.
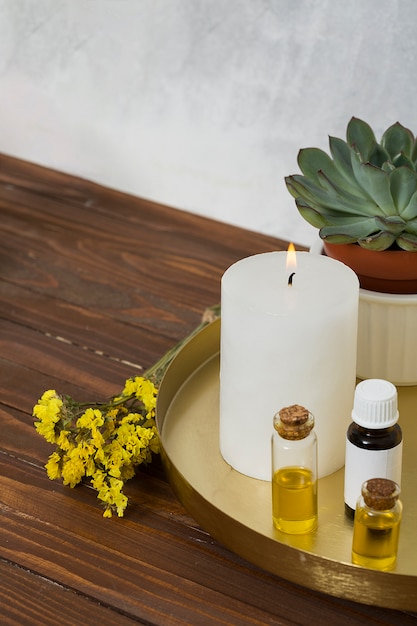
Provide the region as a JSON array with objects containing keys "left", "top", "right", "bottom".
[{"left": 156, "top": 319, "right": 417, "bottom": 610}]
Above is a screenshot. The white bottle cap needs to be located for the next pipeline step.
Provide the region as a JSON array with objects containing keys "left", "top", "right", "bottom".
[{"left": 352, "top": 379, "right": 398, "bottom": 428}]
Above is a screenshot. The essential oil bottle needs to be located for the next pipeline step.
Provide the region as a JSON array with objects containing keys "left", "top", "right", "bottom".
[
  {"left": 272, "top": 404, "right": 318, "bottom": 534},
  {"left": 344, "top": 379, "right": 402, "bottom": 518},
  {"left": 352, "top": 478, "right": 402, "bottom": 571}
]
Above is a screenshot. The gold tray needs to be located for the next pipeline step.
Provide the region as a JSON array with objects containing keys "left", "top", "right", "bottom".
[{"left": 156, "top": 319, "right": 417, "bottom": 610}]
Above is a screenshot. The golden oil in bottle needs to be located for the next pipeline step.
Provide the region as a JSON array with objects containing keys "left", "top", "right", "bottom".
[
  {"left": 352, "top": 478, "right": 402, "bottom": 571},
  {"left": 272, "top": 466, "right": 317, "bottom": 533},
  {"left": 271, "top": 405, "right": 318, "bottom": 534}
]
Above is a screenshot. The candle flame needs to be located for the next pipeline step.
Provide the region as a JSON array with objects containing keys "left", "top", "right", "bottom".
[
  {"left": 286, "top": 242, "right": 297, "bottom": 272},
  {"left": 286, "top": 243, "right": 297, "bottom": 286}
]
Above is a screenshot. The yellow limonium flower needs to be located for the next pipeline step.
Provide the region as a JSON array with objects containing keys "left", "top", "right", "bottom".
[
  {"left": 33, "top": 390, "right": 63, "bottom": 444},
  {"left": 45, "top": 451, "right": 62, "bottom": 480},
  {"left": 122, "top": 377, "right": 157, "bottom": 418},
  {"left": 33, "top": 377, "right": 160, "bottom": 518},
  {"left": 76, "top": 407, "right": 104, "bottom": 430},
  {"left": 56, "top": 430, "right": 73, "bottom": 451},
  {"left": 33, "top": 305, "right": 220, "bottom": 518},
  {"left": 98, "top": 477, "right": 128, "bottom": 518}
]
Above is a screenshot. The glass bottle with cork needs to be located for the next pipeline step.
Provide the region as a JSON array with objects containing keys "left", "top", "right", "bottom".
[
  {"left": 344, "top": 379, "right": 403, "bottom": 518},
  {"left": 271, "top": 404, "right": 318, "bottom": 534},
  {"left": 352, "top": 478, "right": 402, "bottom": 571}
]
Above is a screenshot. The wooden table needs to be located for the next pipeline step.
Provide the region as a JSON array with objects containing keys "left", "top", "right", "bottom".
[{"left": 1, "top": 154, "right": 416, "bottom": 626}]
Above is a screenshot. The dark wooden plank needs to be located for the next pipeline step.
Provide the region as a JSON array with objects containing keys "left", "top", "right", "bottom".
[
  {"left": 0, "top": 559, "right": 143, "bottom": 626},
  {"left": 0, "top": 152, "right": 291, "bottom": 257},
  {"left": 0, "top": 157, "right": 290, "bottom": 341},
  {"left": 0, "top": 281, "right": 170, "bottom": 370},
  {"left": 0, "top": 208, "right": 209, "bottom": 336},
  {"left": 1, "top": 319, "right": 132, "bottom": 394}
]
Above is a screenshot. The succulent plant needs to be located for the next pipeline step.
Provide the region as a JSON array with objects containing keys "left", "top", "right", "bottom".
[{"left": 285, "top": 117, "right": 417, "bottom": 251}]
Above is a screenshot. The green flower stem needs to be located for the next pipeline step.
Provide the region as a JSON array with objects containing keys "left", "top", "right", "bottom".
[{"left": 144, "top": 304, "right": 220, "bottom": 385}]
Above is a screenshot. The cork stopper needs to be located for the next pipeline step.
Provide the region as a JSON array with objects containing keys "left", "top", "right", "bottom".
[
  {"left": 273, "top": 404, "right": 314, "bottom": 440},
  {"left": 362, "top": 478, "right": 400, "bottom": 511}
]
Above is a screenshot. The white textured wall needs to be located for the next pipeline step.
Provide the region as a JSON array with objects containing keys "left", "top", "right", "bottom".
[{"left": 1, "top": 1, "right": 417, "bottom": 247}]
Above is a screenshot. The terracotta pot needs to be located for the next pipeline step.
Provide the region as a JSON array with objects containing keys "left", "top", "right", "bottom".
[{"left": 323, "top": 241, "right": 417, "bottom": 294}]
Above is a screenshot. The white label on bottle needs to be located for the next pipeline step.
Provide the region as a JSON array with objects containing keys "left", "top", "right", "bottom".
[{"left": 344, "top": 438, "right": 403, "bottom": 510}]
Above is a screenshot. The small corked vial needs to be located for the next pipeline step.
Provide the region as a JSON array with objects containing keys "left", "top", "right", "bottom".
[
  {"left": 271, "top": 404, "right": 318, "bottom": 534},
  {"left": 344, "top": 379, "right": 403, "bottom": 518},
  {"left": 352, "top": 478, "right": 402, "bottom": 571}
]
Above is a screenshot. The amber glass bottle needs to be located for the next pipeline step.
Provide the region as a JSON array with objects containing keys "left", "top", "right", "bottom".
[
  {"left": 272, "top": 404, "right": 317, "bottom": 534},
  {"left": 344, "top": 379, "right": 402, "bottom": 518},
  {"left": 352, "top": 478, "right": 402, "bottom": 571}
]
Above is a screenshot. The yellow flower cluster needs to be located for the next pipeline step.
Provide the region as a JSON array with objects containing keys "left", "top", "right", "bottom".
[
  {"left": 33, "top": 304, "right": 220, "bottom": 520},
  {"left": 33, "top": 377, "right": 160, "bottom": 518}
]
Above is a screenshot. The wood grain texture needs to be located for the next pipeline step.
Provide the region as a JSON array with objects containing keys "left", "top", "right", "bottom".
[{"left": 1, "top": 154, "right": 416, "bottom": 625}]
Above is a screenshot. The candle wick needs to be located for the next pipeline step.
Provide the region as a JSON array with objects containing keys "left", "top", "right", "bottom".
[{"left": 288, "top": 272, "right": 296, "bottom": 286}]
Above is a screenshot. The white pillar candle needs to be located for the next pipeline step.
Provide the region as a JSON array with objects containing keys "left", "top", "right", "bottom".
[{"left": 219, "top": 250, "right": 359, "bottom": 481}]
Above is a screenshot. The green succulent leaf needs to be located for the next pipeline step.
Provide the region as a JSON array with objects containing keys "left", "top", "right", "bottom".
[
  {"left": 346, "top": 117, "right": 377, "bottom": 161},
  {"left": 295, "top": 201, "right": 330, "bottom": 229},
  {"left": 285, "top": 175, "right": 334, "bottom": 211},
  {"left": 396, "top": 232, "right": 417, "bottom": 251},
  {"left": 358, "top": 231, "right": 397, "bottom": 251},
  {"left": 381, "top": 122, "right": 414, "bottom": 160},
  {"left": 286, "top": 175, "right": 358, "bottom": 215},
  {"left": 374, "top": 215, "right": 406, "bottom": 235},
  {"left": 328, "top": 136, "right": 358, "bottom": 185},
  {"left": 297, "top": 148, "right": 328, "bottom": 185},
  {"left": 285, "top": 177, "right": 301, "bottom": 200},
  {"left": 381, "top": 161, "right": 395, "bottom": 173},
  {"left": 368, "top": 143, "right": 391, "bottom": 169},
  {"left": 392, "top": 152, "right": 415, "bottom": 170},
  {"left": 295, "top": 201, "right": 374, "bottom": 232},
  {"left": 316, "top": 170, "right": 381, "bottom": 212},
  {"left": 329, "top": 136, "right": 353, "bottom": 173},
  {"left": 319, "top": 216, "right": 379, "bottom": 242},
  {"left": 404, "top": 221, "right": 417, "bottom": 235},
  {"left": 389, "top": 166, "right": 417, "bottom": 213},
  {"left": 297, "top": 147, "right": 363, "bottom": 195},
  {"left": 287, "top": 173, "right": 377, "bottom": 217},
  {"left": 400, "top": 190, "right": 417, "bottom": 220},
  {"left": 350, "top": 152, "right": 397, "bottom": 216}
]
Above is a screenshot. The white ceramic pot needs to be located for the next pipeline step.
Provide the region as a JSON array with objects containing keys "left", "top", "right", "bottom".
[
  {"left": 309, "top": 239, "right": 417, "bottom": 385},
  {"left": 356, "top": 288, "right": 417, "bottom": 385}
]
